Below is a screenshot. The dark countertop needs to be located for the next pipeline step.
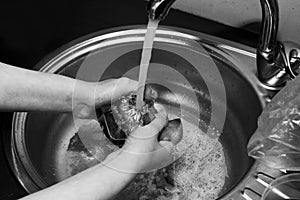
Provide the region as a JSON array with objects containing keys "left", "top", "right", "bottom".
[
  {"left": 0, "top": 0, "right": 259, "bottom": 199},
  {"left": 0, "top": 113, "right": 26, "bottom": 199}
]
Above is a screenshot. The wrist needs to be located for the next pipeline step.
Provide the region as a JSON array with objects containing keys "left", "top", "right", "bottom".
[{"left": 103, "top": 149, "right": 147, "bottom": 174}]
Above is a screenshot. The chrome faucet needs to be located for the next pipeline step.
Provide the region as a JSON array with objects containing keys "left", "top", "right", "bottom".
[{"left": 147, "top": 0, "right": 300, "bottom": 88}]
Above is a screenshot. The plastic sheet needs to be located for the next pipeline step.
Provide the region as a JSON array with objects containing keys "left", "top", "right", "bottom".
[{"left": 248, "top": 76, "right": 300, "bottom": 170}]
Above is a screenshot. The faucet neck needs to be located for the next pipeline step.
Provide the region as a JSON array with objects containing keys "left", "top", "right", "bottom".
[
  {"left": 257, "top": 0, "right": 291, "bottom": 88},
  {"left": 147, "top": 0, "right": 176, "bottom": 20},
  {"left": 258, "top": 0, "right": 279, "bottom": 58}
]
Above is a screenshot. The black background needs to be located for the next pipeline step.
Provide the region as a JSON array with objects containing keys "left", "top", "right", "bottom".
[{"left": 0, "top": 0, "right": 258, "bottom": 69}]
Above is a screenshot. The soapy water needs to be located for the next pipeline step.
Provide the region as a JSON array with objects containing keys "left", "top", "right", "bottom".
[
  {"left": 64, "top": 117, "right": 227, "bottom": 200},
  {"left": 115, "top": 119, "right": 227, "bottom": 200}
]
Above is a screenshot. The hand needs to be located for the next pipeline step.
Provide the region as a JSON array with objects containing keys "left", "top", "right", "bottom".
[
  {"left": 73, "top": 77, "right": 137, "bottom": 118},
  {"left": 103, "top": 104, "right": 177, "bottom": 173},
  {"left": 94, "top": 77, "right": 138, "bottom": 106}
]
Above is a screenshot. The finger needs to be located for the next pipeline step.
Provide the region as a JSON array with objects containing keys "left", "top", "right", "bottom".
[
  {"left": 102, "top": 77, "right": 138, "bottom": 92},
  {"left": 110, "top": 77, "right": 138, "bottom": 99},
  {"left": 159, "top": 118, "right": 183, "bottom": 146},
  {"left": 96, "top": 77, "right": 138, "bottom": 105}
]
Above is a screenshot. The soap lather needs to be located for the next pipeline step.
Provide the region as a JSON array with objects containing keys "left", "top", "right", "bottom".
[{"left": 98, "top": 85, "right": 183, "bottom": 148}]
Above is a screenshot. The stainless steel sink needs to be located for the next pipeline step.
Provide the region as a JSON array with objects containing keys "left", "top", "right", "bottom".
[{"left": 5, "top": 26, "right": 285, "bottom": 199}]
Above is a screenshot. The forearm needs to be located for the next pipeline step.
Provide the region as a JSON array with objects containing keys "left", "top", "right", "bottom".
[
  {"left": 0, "top": 62, "right": 93, "bottom": 113},
  {"left": 20, "top": 151, "right": 138, "bottom": 200}
]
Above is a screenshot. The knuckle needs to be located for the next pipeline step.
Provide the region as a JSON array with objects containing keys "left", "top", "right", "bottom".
[{"left": 120, "top": 77, "right": 130, "bottom": 83}]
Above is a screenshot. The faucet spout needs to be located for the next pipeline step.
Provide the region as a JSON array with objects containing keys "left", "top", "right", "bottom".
[
  {"left": 147, "top": 0, "right": 176, "bottom": 20},
  {"left": 147, "top": 0, "right": 299, "bottom": 88}
]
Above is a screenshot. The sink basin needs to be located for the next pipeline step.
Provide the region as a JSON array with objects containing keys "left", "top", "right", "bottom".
[{"left": 5, "top": 26, "right": 275, "bottom": 199}]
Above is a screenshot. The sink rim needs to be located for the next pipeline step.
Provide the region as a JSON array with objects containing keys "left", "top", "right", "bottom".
[{"left": 6, "top": 25, "right": 271, "bottom": 199}]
